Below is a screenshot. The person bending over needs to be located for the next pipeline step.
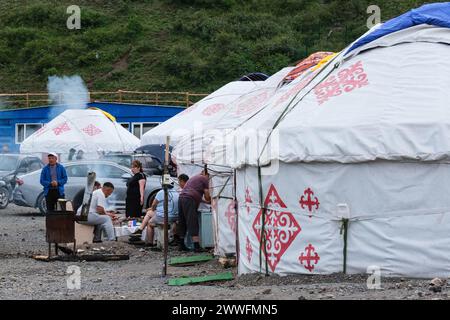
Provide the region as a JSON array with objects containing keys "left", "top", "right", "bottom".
[{"left": 177, "top": 170, "right": 210, "bottom": 252}]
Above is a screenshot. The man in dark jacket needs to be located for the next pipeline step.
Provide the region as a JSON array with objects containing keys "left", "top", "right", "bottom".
[{"left": 40, "top": 152, "right": 68, "bottom": 212}]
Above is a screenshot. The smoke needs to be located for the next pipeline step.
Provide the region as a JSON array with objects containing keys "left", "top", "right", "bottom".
[{"left": 47, "top": 75, "right": 89, "bottom": 109}]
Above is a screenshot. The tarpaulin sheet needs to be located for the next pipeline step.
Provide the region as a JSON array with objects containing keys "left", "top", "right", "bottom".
[{"left": 347, "top": 2, "right": 450, "bottom": 54}]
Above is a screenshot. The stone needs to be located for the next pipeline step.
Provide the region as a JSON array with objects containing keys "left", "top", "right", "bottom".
[
  {"left": 430, "top": 278, "right": 446, "bottom": 287},
  {"left": 429, "top": 278, "right": 447, "bottom": 293},
  {"left": 262, "top": 289, "right": 271, "bottom": 295}
]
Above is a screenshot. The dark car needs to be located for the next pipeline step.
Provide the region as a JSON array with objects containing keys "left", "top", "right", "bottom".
[
  {"left": 103, "top": 144, "right": 177, "bottom": 177},
  {"left": 134, "top": 144, "right": 177, "bottom": 176},
  {"left": 0, "top": 154, "right": 44, "bottom": 209}
]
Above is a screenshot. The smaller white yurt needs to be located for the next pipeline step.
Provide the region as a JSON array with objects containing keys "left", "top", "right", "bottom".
[{"left": 20, "top": 109, "right": 140, "bottom": 160}]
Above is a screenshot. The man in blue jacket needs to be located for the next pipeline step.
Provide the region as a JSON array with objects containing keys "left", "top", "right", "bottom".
[{"left": 40, "top": 152, "right": 68, "bottom": 212}]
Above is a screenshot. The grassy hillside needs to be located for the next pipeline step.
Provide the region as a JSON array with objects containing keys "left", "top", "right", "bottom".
[{"left": 0, "top": 0, "right": 434, "bottom": 94}]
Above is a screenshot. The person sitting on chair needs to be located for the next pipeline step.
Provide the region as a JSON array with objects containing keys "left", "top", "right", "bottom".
[
  {"left": 131, "top": 181, "right": 180, "bottom": 247},
  {"left": 73, "top": 181, "right": 102, "bottom": 213},
  {"left": 78, "top": 182, "right": 118, "bottom": 243}
]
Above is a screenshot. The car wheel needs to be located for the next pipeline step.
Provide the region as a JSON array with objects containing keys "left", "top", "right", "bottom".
[
  {"left": 37, "top": 193, "right": 47, "bottom": 216},
  {"left": 0, "top": 187, "right": 10, "bottom": 210},
  {"left": 146, "top": 190, "right": 160, "bottom": 209}
]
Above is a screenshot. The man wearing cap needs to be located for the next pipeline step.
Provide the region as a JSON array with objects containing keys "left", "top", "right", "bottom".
[{"left": 40, "top": 152, "right": 68, "bottom": 212}]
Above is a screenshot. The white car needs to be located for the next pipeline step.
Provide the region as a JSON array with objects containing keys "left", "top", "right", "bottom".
[{"left": 13, "top": 160, "right": 164, "bottom": 215}]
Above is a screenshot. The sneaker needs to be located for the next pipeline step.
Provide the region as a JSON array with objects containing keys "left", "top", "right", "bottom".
[
  {"left": 178, "top": 244, "right": 190, "bottom": 252},
  {"left": 128, "top": 236, "right": 142, "bottom": 242},
  {"left": 93, "top": 239, "right": 102, "bottom": 243},
  {"left": 132, "top": 228, "right": 143, "bottom": 235},
  {"left": 169, "top": 240, "right": 178, "bottom": 247},
  {"left": 193, "top": 242, "right": 206, "bottom": 253}
]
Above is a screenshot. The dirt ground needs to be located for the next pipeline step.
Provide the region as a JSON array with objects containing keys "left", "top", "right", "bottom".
[{"left": 0, "top": 205, "right": 448, "bottom": 300}]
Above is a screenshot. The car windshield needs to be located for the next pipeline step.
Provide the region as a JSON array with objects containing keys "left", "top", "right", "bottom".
[
  {"left": 103, "top": 155, "right": 133, "bottom": 168},
  {"left": 0, "top": 155, "right": 19, "bottom": 171},
  {"left": 135, "top": 155, "right": 159, "bottom": 170}
]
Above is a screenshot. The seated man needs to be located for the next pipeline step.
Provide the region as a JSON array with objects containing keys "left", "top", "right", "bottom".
[
  {"left": 131, "top": 182, "right": 179, "bottom": 247},
  {"left": 78, "top": 182, "right": 118, "bottom": 243},
  {"left": 73, "top": 181, "right": 102, "bottom": 213}
]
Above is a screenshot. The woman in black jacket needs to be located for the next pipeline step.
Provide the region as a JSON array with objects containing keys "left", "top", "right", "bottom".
[{"left": 125, "top": 160, "right": 146, "bottom": 218}]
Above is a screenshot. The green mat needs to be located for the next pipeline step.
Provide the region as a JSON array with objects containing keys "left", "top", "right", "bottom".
[
  {"left": 168, "top": 271, "right": 234, "bottom": 286},
  {"left": 168, "top": 254, "right": 214, "bottom": 266}
]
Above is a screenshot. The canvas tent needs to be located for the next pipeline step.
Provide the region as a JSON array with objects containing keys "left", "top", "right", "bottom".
[
  {"left": 207, "top": 3, "right": 450, "bottom": 277},
  {"left": 20, "top": 109, "right": 140, "bottom": 160}
]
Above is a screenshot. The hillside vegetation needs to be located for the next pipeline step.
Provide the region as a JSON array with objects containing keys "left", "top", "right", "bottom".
[{"left": 0, "top": 0, "right": 433, "bottom": 94}]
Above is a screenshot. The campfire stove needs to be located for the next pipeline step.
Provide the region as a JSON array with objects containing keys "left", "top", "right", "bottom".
[{"left": 45, "top": 200, "right": 76, "bottom": 257}]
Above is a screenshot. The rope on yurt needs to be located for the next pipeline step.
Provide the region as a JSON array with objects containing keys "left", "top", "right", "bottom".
[
  {"left": 257, "top": 163, "right": 269, "bottom": 275},
  {"left": 234, "top": 170, "right": 240, "bottom": 268},
  {"left": 214, "top": 176, "right": 231, "bottom": 199},
  {"left": 269, "top": 54, "right": 341, "bottom": 141},
  {"left": 340, "top": 217, "right": 349, "bottom": 274}
]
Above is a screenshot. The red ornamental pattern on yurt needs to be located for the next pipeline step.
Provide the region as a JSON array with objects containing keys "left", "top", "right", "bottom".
[
  {"left": 245, "top": 187, "right": 253, "bottom": 214},
  {"left": 252, "top": 184, "right": 302, "bottom": 272},
  {"left": 314, "top": 60, "right": 369, "bottom": 105},
  {"left": 246, "top": 236, "right": 253, "bottom": 263},
  {"left": 53, "top": 122, "right": 71, "bottom": 136},
  {"left": 225, "top": 200, "right": 236, "bottom": 233},
  {"left": 235, "top": 91, "right": 269, "bottom": 116},
  {"left": 299, "top": 244, "right": 320, "bottom": 272},
  {"left": 299, "top": 188, "right": 320, "bottom": 218},
  {"left": 202, "top": 103, "right": 226, "bottom": 116},
  {"left": 82, "top": 124, "right": 102, "bottom": 136}
]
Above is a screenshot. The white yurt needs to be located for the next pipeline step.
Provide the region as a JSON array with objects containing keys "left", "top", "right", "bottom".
[
  {"left": 214, "top": 3, "right": 450, "bottom": 277},
  {"left": 20, "top": 109, "right": 140, "bottom": 161}
]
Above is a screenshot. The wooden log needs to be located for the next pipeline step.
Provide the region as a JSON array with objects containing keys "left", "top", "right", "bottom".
[{"left": 33, "top": 254, "right": 129, "bottom": 262}]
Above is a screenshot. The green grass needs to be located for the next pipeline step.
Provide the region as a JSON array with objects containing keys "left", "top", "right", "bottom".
[{"left": 0, "top": 0, "right": 434, "bottom": 94}]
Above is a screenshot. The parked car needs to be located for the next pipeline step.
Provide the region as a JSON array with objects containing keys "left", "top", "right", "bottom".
[
  {"left": 104, "top": 144, "right": 177, "bottom": 177},
  {"left": 134, "top": 144, "right": 177, "bottom": 176},
  {"left": 102, "top": 153, "right": 162, "bottom": 176},
  {"left": 13, "top": 160, "right": 165, "bottom": 215},
  {"left": 0, "top": 154, "right": 44, "bottom": 209}
]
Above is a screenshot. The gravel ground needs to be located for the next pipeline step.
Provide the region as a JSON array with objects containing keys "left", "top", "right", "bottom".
[{"left": 0, "top": 205, "right": 448, "bottom": 300}]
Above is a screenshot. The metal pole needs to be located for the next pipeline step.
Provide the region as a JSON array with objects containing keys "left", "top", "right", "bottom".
[
  {"left": 162, "top": 136, "right": 170, "bottom": 277},
  {"left": 234, "top": 169, "right": 239, "bottom": 266}
]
